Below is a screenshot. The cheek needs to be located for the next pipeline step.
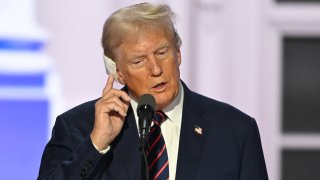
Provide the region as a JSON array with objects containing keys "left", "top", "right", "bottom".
[
  {"left": 125, "top": 71, "right": 150, "bottom": 87},
  {"left": 166, "top": 61, "right": 180, "bottom": 76}
]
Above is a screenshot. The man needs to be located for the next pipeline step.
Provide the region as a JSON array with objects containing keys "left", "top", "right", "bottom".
[{"left": 38, "top": 2, "right": 268, "bottom": 180}]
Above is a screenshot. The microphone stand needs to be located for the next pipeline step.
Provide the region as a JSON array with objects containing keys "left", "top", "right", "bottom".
[
  {"left": 140, "top": 139, "right": 149, "bottom": 180},
  {"left": 138, "top": 107, "right": 152, "bottom": 180}
]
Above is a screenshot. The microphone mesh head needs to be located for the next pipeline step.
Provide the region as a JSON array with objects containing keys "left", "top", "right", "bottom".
[{"left": 137, "top": 94, "right": 156, "bottom": 112}]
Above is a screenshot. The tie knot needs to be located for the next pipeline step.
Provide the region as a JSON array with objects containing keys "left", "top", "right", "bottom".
[{"left": 153, "top": 110, "right": 167, "bottom": 126}]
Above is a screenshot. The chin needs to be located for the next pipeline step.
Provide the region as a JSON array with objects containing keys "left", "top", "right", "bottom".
[{"left": 154, "top": 94, "right": 173, "bottom": 110}]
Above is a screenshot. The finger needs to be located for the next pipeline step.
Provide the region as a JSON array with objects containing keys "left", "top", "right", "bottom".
[
  {"left": 103, "top": 96, "right": 127, "bottom": 113},
  {"left": 104, "top": 102, "right": 128, "bottom": 117},
  {"left": 123, "top": 100, "right": 130, "bottom": 113},
  {"left": 111, "top": 90, "right": 131, "bottom": 102},
  {"left": 101, "top": 89, "right": 131, "bottom": 102},
  {"left": 103, "top": 74, "right": 115, "bottom": 95},
  {"left": 97, "top": 96, "right": 129, "bottom": 117}
]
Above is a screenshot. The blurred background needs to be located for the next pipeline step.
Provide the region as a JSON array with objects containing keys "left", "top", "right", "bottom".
[{"left": 1, "top": 0, "right": 320, "bottom": 179}]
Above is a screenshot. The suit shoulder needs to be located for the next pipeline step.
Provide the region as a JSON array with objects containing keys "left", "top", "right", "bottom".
[
  {"left": 188, "top": 92, "right": 258, "bottom": 144},
  {"left": 61, "top": 99, "right": 98, "bottom": 118},
  {"left": 56, "top": 98, "right": 99, "bottom": 127},
  {"left": 188, "top": 91, "right": 255, "bottom": 127}
]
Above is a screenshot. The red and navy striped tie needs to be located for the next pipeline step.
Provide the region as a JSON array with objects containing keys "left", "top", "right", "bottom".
[{"left": 147, "top": 110, "right": 169, "bottom": 180}]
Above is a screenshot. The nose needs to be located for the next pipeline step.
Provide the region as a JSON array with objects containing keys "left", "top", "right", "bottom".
[{"left": 148, "top": 56, "right": 162, "bottom": 77}]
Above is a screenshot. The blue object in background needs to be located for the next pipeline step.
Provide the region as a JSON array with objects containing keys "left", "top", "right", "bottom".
[
  {"left": 0, "top": 37, "right": 61, "bottom": 179},
  {"left": 0, "top": 38, "right": 44, "bottom": 51},
  {"left": 0, "top": 99, "right": 48, "bottom": 179},
  {"left": 0, "top": 73, "right": 45, "bottom": 87}
]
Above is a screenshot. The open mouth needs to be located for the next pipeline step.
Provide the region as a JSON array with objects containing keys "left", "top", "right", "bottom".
[{"left": 152, "top": 82, "right": 167, "bottom": 92}]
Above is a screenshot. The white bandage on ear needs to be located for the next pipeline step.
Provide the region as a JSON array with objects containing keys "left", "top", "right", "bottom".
[{"left": 103, "top": 55, "right": 118, "bottom": 81}]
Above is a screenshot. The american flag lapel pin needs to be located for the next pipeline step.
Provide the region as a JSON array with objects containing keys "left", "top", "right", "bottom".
[{"left": 194, "top": 125, "right": 202, "bottom": 135}]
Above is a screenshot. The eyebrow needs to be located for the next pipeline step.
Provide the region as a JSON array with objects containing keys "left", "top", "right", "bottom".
[
  {"left": 153, "top": 42, "right": 170, "bottom": 53},
  {"left": 128, "top": 42, "right": 171, "bottom": 61}
]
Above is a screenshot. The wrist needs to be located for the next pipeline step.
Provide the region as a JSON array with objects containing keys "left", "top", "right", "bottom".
[{"left": 90, "top": 131, "right": 111, "bottom": 151}]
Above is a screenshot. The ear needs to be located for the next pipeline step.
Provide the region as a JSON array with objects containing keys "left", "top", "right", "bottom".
[
  {"left": 116, "top": 65, "right": 126, "bottom": 85},
  {"left": 176, "top": 48, "right": 182, "bottom": 66}
]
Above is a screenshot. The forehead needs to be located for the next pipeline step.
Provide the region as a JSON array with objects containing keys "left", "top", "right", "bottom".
[{"left": 116, "top": 27, "right": 172, "bottom": 58}]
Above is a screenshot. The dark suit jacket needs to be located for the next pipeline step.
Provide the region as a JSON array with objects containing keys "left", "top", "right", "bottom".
[{"left": 38, "top": 82, "right": 268, "bottom": 180}]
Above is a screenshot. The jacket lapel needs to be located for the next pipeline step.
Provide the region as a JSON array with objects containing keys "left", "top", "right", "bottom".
[
  {"left": 175, "top": 84, "right": 210, "bottom": 180},
  {"left": 111, "top": 105, "right": 141, "bottom": 179}
]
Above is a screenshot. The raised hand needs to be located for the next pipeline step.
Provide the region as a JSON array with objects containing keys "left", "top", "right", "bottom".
[{"left": 90, "top": 74, "right": 131, "bottom": 151}]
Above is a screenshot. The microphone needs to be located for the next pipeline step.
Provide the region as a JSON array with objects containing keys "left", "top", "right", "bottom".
[
  {"left": 137, "top": 94, "right": 155, "bottom": 147},
  {"left": 137, "top": 94, "right": 155, "bottom": 180}
]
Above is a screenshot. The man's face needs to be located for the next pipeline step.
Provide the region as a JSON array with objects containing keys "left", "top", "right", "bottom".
[{"left": 116, "top": 27, "right": 181, "bottom": 110}]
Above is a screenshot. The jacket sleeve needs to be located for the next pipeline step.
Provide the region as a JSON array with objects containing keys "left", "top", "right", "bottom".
[
  {"left": 240, "top": 119, "right": 269, "bottom": 180},
  {"left": 37, "top": 115, "right": 110, "bottom": 180}
]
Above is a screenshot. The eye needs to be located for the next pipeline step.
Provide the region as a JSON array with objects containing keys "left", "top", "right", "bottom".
[
  {"left": 156, "top": 48, "right": 169, "bottom": 58},
  {"left": 132, "top": 59, "right": 142, "bottom": 64},
  {"left": 130, "top": 57, "right": 145, "bottom": 68},
  {"left": 158, "top": 49, "right": 167, "bottom": 55}
]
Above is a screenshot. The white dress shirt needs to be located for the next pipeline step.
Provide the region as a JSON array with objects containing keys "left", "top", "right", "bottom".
[{"left": 130, "top": 83, "right": 184, "bottom": 180}]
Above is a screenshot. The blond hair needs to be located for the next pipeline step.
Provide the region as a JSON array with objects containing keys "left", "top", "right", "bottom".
[{"left": 101, "top": 2, "right": 182, "bottom": 60}]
